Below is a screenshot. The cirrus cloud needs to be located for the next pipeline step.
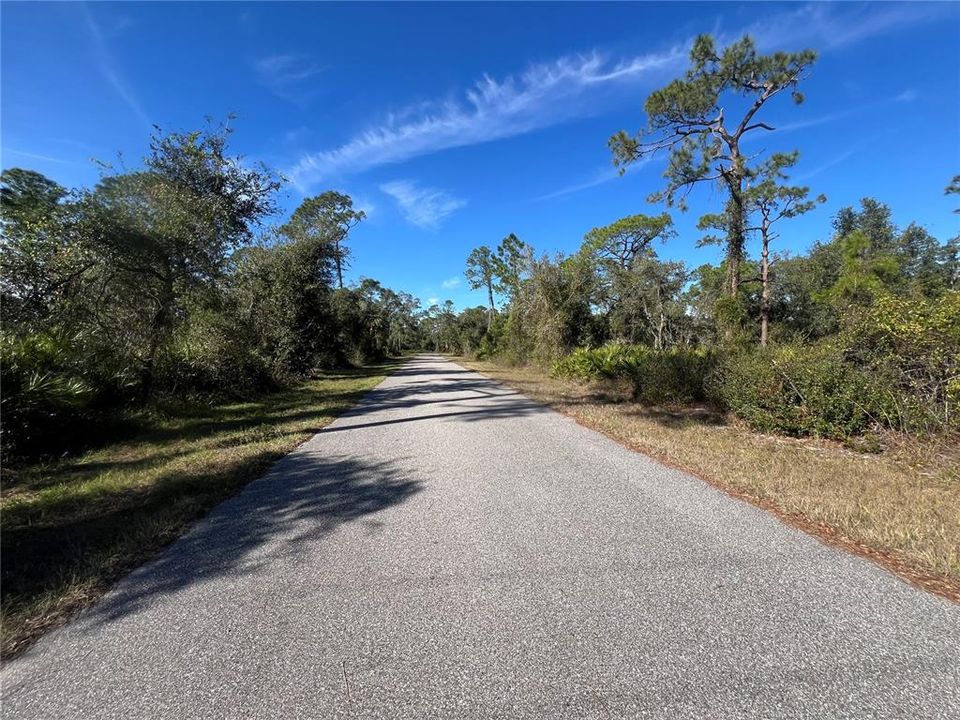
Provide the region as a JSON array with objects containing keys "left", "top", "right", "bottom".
[
  {"left": 288, "top": 46, "right": 684, "bottom": 188},
  {"left": 380, "top": 180, "right": 466, "bottom": 231}
]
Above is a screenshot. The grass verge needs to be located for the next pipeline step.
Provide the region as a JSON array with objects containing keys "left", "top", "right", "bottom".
[
  {"left": 456, "top": 357, "right": 960, "bottom": 601},
  {"left": 1, "top": 360, "right": 401, "bottom": 660}
]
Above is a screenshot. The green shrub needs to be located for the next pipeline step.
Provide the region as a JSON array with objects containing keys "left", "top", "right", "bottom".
[
  {"left": 552, "top": 344, "right": 715, "bottom": 404},
  {"left": 632, "top": 349, "right": 716, "bottom": 404},
  {"left": 707, "top": 343, "right": 893, "bottom": 439},
  {"left": 840, "top": 291, "right": 960, "bottom": 434},
  {"left": 552, "top": 344, "right": 643, "bottom": 380},
  {"left": 159, "top": 310, "right": 274, "bottom": 398},
  {"left": 1, "top": 332, "right": 95, "bottom": 457}
]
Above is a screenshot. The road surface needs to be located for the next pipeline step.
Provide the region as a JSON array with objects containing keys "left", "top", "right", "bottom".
[{"left": 3, "top": 355, "right": 959, "bottom": 718}]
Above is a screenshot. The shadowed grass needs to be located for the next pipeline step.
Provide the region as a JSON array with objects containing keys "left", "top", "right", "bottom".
[
  {"left": 457, "top": 357, "right": 960, "bottom": 597},
  {"left": 1, "top": 359, "right": 403, "bottom": 659}
]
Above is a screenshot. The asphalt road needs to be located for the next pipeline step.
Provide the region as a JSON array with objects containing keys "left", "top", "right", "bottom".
[{"left": 3, "top": 355, "right": 959, "bottom": 719}]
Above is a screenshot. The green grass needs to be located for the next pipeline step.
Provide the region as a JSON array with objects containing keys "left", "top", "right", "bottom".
[{"left": 1, "top": 360, "right": 401, "bottom": 659}]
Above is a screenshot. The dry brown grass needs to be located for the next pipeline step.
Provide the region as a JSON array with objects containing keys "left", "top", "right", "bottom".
[{"left": 457, "top": 357, "right": 960, "bottom": 599}]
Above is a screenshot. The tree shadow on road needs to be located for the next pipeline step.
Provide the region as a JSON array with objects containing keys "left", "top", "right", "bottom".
[{"left": 80, "top": 452, "right": 422, "bottom": 627}]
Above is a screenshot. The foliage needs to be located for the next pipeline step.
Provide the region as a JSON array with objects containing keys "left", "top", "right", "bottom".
[
  {"left": 279, "top": 190, "right": 364, "bottom": 289},
  {"left": 553, "top": 344, "right": 715, "bottom": 404},
  {"left": 502, "top": 253, "right": 599, "bottom": 365},
  {"left": 0, "top": 123, "right": 419, "bottom": 460},
  {"left": 0, "top": 332, "right": 95, "bottom": 457},
  {"left": 708, "top": 343, "right": 889, "bottom": 439},
  {"left": 494, "top": 233, "right": 532, "bottom": 303},
  {"left": 841, "top": 291, "right": 960, "bottom": 433},
  {"left": 581, "top": 213, "right": 675, "bottom": 269},
  {"left": 709, "top": 292, "right": 960, "bottom": 439},
  {"left": 610, "top": 33, "right": 816, "bottom": 296},
  {"left": 465, "top": 245, "right": 498, "bottom": 326}
]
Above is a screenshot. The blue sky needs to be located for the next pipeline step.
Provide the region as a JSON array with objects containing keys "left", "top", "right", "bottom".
[{"left": 2, "top": 2, "right": 958, "bottom": 309}]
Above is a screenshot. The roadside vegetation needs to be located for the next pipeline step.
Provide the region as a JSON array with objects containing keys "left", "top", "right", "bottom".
[{"left": 430, "top": 36, "right": 958, "bottom": 448}]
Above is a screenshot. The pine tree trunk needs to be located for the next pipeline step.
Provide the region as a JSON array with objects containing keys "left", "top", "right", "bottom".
[
  {"left": 486, "top": 280, "right": 495, "bottom": 332},
  {"left": 760, "top": 230, "right": 770, "bottom": 348},
  {"left": 726, "top": 191, "right": 745, "bottom": 297},
  {"left": 335, "top": 240, "right": 344, "bottom": 289},
  {"left": 722, "top": 159, "right": 746, "bottom": 342}
]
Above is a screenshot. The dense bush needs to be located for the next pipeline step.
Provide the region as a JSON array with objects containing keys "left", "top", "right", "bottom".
[
  {"left": 553, "top": 294, "right": 960, "bottom": 441},
  {"left": 0, "top": 333, "right": 95, "bottom": 457},
  {"left": 707, "top": 292, "right": 960, "bottom": 439},
  {"left": 158, "top": 308, "right": 275, "bottom": 399},
  {"left": 840, "top": 290, "right": 960, "bottom": 434},
  {"left": 707, "top": 343, "right": 891, "bottom": 439},
  {"left": 553, "top": 344, "right": 715, "bottom": 404}
]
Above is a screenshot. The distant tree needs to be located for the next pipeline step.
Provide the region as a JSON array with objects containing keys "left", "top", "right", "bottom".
[
  {"left": 610, "top": 34, "right": 816, "bottom": 299},
  {"left": 383, "top": 290, "right": 422, "bottom": 355},
  {"left": 768, "top": 247, "right": 841, "bottom": 341},
  {"left": 896, "top": 223, "right": 959, "bottom": 296},
  {"left": 1, "top": 168, "right": 67, "bottom": 229},
  {"left": 280, "top": 191, "right": 364, "bottom": 289},
  {"left": 465, "top": 245, "right": 498, "bottom": 330},
  {"left": 516, "top": 253, "right": 598, "bottom": 362},
  {"left": 456, "top": 306, "right": 492, "bottom": 354},
  {"left": 833, "top": 197, "right": 958, "bottom": 296},
  {"left": 946, "top": 175, "right": 960, "bottom": 213},
  {"left": 611, "top": 251, "right": 689, "bottom": 349},
  {"left": 0, "top": 169, "right": 89, "bottom": 328},
  {"left": 422, "top": 300, "right": 460, "bottom": 353},
  {"left": 833, "top": 198, "right": 896, "bottom": 255},
  {"left": 817, "top": 230, "right": 899, "bottom": 315},
  {"left": 494, "top": 233, "right": 532, "bottom": 304},
  {"left": 581, "top": 213, "right": 675, "bottom": 270},
  {"left": 578, "top": 214, "right": 680, "bottom": 347},
  {"left": 744, "top": 153, "right": 825, "bottom": 346}
]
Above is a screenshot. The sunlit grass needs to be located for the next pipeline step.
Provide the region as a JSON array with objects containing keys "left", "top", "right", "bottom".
[{"left": 1, "top": 360, "right": 400, "bottom": 659}]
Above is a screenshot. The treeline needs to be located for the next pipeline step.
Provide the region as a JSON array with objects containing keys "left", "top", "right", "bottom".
[
  {"left": 3, "top": 34, "right": 957, "bottom": 458},
  {"left": 439, "top": 35, "right": 960, "bottom": 444},
  {"left": 1, "top": 124, "right": 421, "bottom": 458}
]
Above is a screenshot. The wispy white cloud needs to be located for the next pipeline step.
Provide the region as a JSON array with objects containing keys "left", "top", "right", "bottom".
[
  {"left": 536, "top": 157, "right": 651, "bottom": 201},
  {"left": 255, "top": 54, "right": 326, "bottom": 104},
  {"left": 351, "top": 195, "right": 376, "bottom": 218},
  {"left": 770, "top": 89, "right": 920, "bottom": 134},
  {"left": 380, "top": 180, "right": 466, "bottom": 230},
  {"left": 289, "top": 47, "right": 684, "bottom": 187},
  {"left": 81, "top": 6, "right": 151, "bottom": 129},
  {"left": 288, "top": 1, "right": 947, "bottom": 190},
  {"left": 794, "top": 130, "right": 888, "bottom": 183},
  {"left": 745, "top": 2, "right": 954, "bottom": 53},
  {"left": 795, "top": 148, "right": 857, "bottom": 183},
  {"left": 893, "top": 89, "right": 918, "bottom": 104},
  {"left": 427, "top": 297, "right": 440, "bottom": 307},
  {"left": 441, "top": 276, "right": 461, "bottom": 289},
  {"left": 2, "top": 148, "right": 72, "bottom": 165},
  {"left": 537, "top": 167, "right": 621, "bottom": 201}
]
